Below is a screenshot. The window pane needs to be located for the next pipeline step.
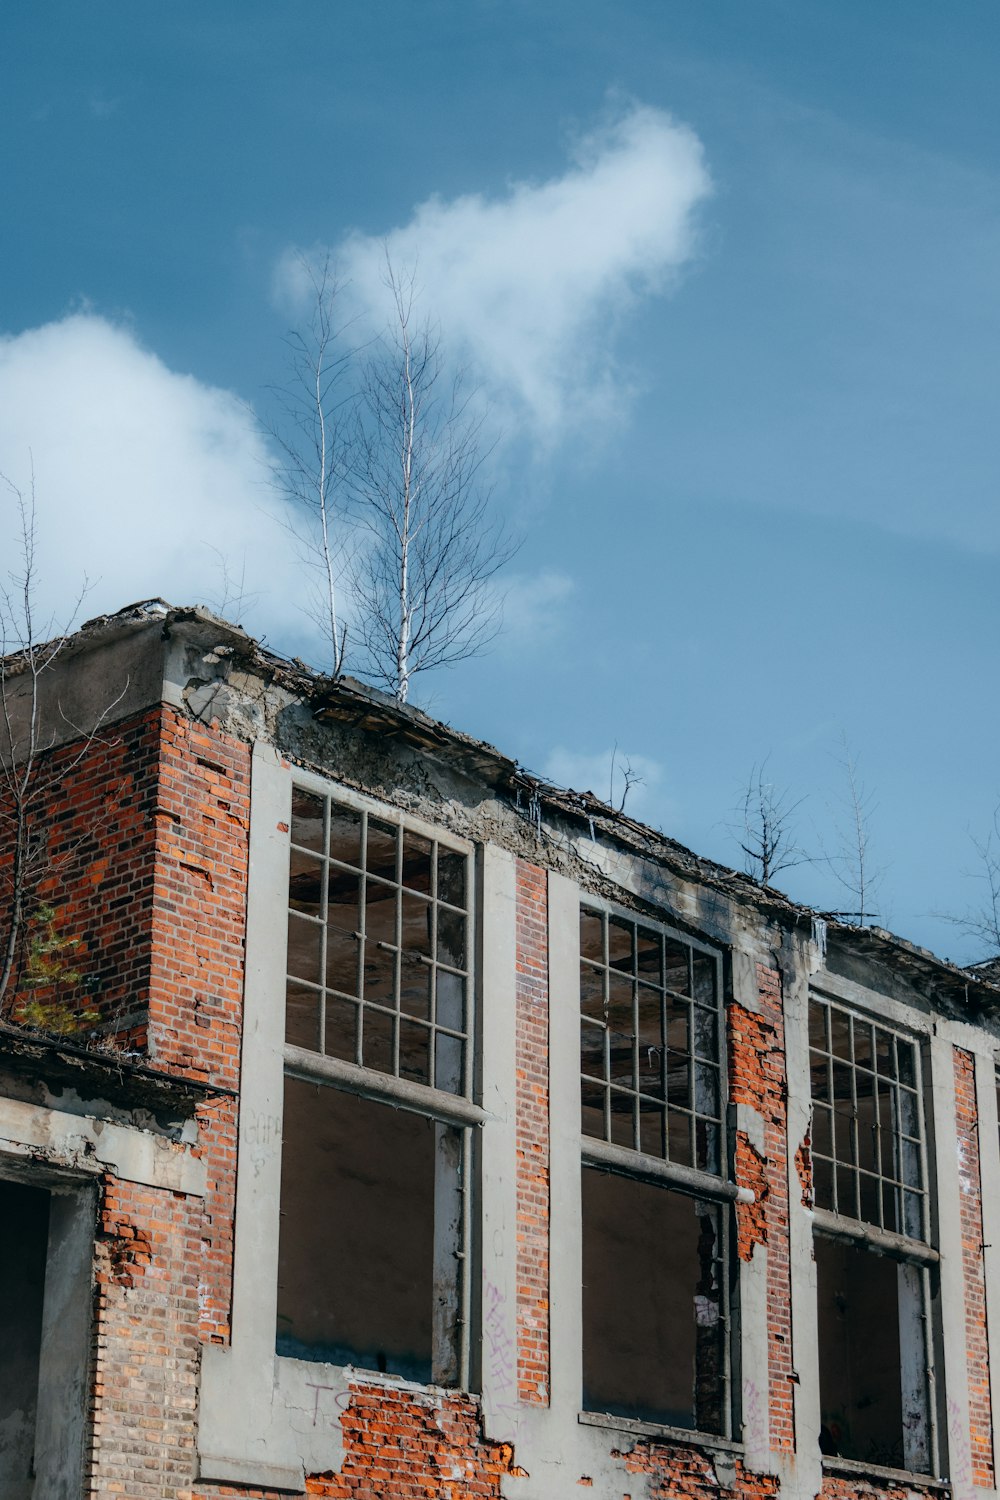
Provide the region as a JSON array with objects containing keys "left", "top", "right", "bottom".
[
  {"left": 436, "top": 908, "right": 466, "bottom": 970},
  {"left": 437, "top": 848, "right": 466, "bottom": 910},
  {"left": 364, "top": 882, "right": 396, "bottom": 946},
  {"left": 400, "top": 892, "right": 433, "bottom": 958},
  {"left": 328, "top": 803, "right": 362, "bottom": 868},
  {"left": 635, "top": 927, "right": 662, "bottom": 981},
  {"left": 401, "top": 830, "right": 432, "bottom": 894},
  {"left": 434, "top": 1031, "right": 464, "bottom": 1095},
  {"left": 399, "top": 1019, "right": 430, "bottom": 1086},
  {"left": 607, "top": 918, "right": 632, "bottom": 968},
  {"left": 286, "top": 980, "right": 321, "bottom": 1051},
  {"left": 324, "top": 995, "right": 357, "bottom": 1063},
  {"left": 289, "top": 849, "right": 324, "bottom": 917},
  {"left": 290, "top": 788, "right": 325, "bottom": 852},
  {"left": 580, "top": 909, "right": 604, "bottom": 963},
  {"left": 287, "top": 912, "right": 321, "bottom": 985},
  {"left": 436, "top": 971, "right": 465, "bottom": 1035},
  {"left": 366, "top": 820, "right": 398, "bottom": 881},
  {"left": 399, "top": 954, "right": 430, "bottom": 1019},
  {"left": 326, "top": 926, "right": 360, "bottom": 997}
]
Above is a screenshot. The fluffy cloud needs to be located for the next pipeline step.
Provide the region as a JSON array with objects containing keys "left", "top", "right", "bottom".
[
  {"left": 277, "top": 102, "right": 711, "bottom": 438},
  {"left": 0, "top": 314, "right": 303, "bottom": 647}
]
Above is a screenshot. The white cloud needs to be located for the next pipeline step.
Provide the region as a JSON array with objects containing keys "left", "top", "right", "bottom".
[
  {"left": 0, "top": 313, "right": 304, "bottom": 647},
  {"left": 498, "top": 569, "right": 574, "bottom": 645},
  {"left": 543, "top": 744, "right": 667, "bottom": 825},
  {"left": 276, "top": 101, "right": 711, "bottom": 438}
]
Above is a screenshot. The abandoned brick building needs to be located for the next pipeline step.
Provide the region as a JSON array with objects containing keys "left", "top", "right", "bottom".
[{"left": 2, "top": 599, "right": 1000, "bottom": 1500}]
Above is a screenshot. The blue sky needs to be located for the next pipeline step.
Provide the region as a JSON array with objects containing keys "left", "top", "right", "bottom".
[{"left": 2, "top": 2, "right": 998, "bottom": 961}]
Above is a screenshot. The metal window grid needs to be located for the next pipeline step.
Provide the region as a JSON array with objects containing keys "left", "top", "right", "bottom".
[
  {"left": 579, "top": 903, "right": 725, "bottom": 1175},
  {"left": 808, "top": 995, "right": 930, "bottom": 1244},
  {"left": 285, "top": 784, "right": 473, "bottom": 1100}
]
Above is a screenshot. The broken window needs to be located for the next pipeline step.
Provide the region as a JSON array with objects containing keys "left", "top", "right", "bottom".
[
  {"left": 278, "top": 785, "right": 476, "bottom": 1386},
  {"left": 809, "top": 996, "right": 938, "bottom": 1476},
  {"left": 579, "top": 903, "right": 734, "bottom": 1437}
]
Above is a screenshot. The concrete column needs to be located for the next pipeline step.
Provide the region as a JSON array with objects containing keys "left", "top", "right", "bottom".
[{"left": 478, "top": 844, "right": 520, "bottom": 1440}]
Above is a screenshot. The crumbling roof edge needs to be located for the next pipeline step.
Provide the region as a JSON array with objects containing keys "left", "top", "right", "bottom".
[
  {"left": 0, "top": 1021, "right": 235, "bottom": 1114},
  {"left": 11, "top": 602, "right": 1000, "bottom": 1021}
]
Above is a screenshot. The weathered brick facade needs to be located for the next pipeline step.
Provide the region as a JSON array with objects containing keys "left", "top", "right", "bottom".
[{"left": 1, "top": 605, "right": 1000, "bottom": 1500}]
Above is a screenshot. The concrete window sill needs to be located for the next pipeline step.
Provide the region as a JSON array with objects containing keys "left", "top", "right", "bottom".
[
  {"left": 821, "top": 1454, "right": 949, "bottom": 1490},
  {"left": 578, "top": 1410, "right": 743, "bottom": 1455}
]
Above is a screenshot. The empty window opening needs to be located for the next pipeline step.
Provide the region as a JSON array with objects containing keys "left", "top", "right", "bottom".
[
  {"left": 276, "top": 1077, "right": 466, "bottom": 1385},
  {"left": 0, "top": 1181, "right": 48, "bottom": 1498},
  {"left": 0, "top": 1176, "right": 93, "bottom": 1500},
  {"left": 581, "top": 1168, "right": 729, "bottom": 1435},
  {"left": 816, "top": 1234, "right": 933, "bottom": 1475}
]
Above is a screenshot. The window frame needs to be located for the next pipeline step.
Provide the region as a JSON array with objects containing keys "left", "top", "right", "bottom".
[
  {"left": 280, "top": 773, "right": 483, "bottom": 1390},
  {"left": 578, "top": 894, "right": 739, "bottom": 1443},
  {"left": 808, "top": 988, "right": 940, "bottom": 1480}
]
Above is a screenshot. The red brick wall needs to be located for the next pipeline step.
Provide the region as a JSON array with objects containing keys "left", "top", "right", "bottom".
[
  {"left": 145, "top": 707, "right": 252, "bottom": 1344},
  {"left": 953, "top": 1045, "right": 995, "bottom": 1489},
  {"left": 728, "top": 966, "right": 793, "bottom": 1453},
  {"left": 148, "top": 707, "right": 250, "bottom": 1092},
  {"left": 513, "top": 859, "right": 549, "bottom": 1405},
  {"left": 89, "top": 1175, "right": 203, "bottom": 1498},
  {"left": 190, "top": 1385, "right": 524, "bottom": 1500},
  {"left": 0, "top": 706, "right": 162, "bottom": 1038}
]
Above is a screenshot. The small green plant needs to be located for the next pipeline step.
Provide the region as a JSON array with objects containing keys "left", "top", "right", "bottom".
[{"left": 12, "top": 904, "right": 98, "bottom": 1037}]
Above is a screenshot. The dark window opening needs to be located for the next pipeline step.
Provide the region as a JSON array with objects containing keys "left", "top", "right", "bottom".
[
  {"left": 581, "top": 1166, "right": 729, "bottom": 1434},
  {"left": 0, "top": 1176, "right": 93, "bottom": 1500},
  {"left": 276, "top": 1077, "right": 465, "bottom": 1385},
  {"left": 816, "top": 1234, "right": 932, "bottom": 1475},
  {"left": 0, "top": 1181, "right": 49, "bottom": 1498}
]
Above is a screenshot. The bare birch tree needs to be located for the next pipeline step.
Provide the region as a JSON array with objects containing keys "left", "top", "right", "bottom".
[
  {"left": 943, "top": 802, "right": 1000, "bottom": 957},
  {"left": 349, "top": 261, "right": 516, "bottom": 703},
  {"left": 0, "top": 471, "right": 125, "bottom": 1019},
  {"left": 731, "top": 759, "right": 808, "bottom": 888},
  {"left": 267, "top": 255, "right": 353, "bottom": 675},
  {"left": 821, "top": 739, "right": 883, "bottom": 926}
]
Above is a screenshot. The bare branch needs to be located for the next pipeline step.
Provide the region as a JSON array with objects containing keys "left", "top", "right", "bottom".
[
  {"left": 728, "top": 756, "right": 810, "bottom": 889},
  {"left": 819, "top": 737, "right": 884, "bottom": 927},
  {"left": 939, "top": 801, "right": 1000, "bottom": 958},
  {"left": 263, "top": 253, "right": 355, "bottom": 676},
  {"left": 609, "top": 743, "right": 645, "bottom": 814}
]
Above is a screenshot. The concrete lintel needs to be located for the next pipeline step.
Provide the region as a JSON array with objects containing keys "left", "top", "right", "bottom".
[
  {"left": 197, "top": 1452, "right": 303, "bottom": 1491},
  {"left": 0, "top": 1095, "right": 206, "bottom": 1196}
]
